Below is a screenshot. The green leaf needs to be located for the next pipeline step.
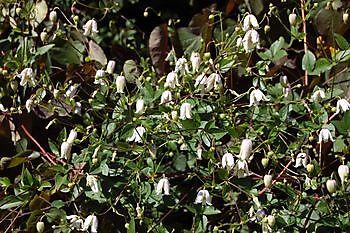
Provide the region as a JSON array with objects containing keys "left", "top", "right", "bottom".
[
  {"left": 174, "top": 154, "right": 187, "bottom": 171},
  {"left": 334, "top": 138, "right": 346, "bottom": 152},
  {"left": 30, "top": 0, "right": 48, "bottom": 28},
  {"left": 127, "top": 217, "right": 135, "bottom": 233},
  {"left": 302, "top": 50, "right": 316, "bottom": 72},
  {"left": 51, "top": 200, "right": 65, "bottom": 209},
  {"left": 36, "top": 44, "right": 55, "bottom": 56},
  {"left": 123, "top": 60, "right": 140, "bottom": 83},
  {"left": 270, "top": 37, "right": 285, "bottom": 56},
  {"left": 219, "top": 58, "right": 235, "bottom": 73},
  {"left": 0, "top": 177, "right": 11, "bottom": 188},
  {"left": 51, "top": 41, "right": 82, "bottom": 65},
  {"left": 334, "top": 33, "right": 349, "bottom": 50},
  {"left": 203, "top": 206, "right": 221, "bottom": 215},
  {"left": 310, "top": 58, "right": 332, "bottom": 75}
]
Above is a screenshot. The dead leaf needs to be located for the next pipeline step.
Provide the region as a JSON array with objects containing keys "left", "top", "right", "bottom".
[{"left": 149, "top": 24, "right": 168, "bottom": 75}]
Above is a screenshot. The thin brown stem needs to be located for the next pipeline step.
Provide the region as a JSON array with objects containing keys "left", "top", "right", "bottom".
[{"left": 300, "top": 0, "right": 308, "bottom": 86}]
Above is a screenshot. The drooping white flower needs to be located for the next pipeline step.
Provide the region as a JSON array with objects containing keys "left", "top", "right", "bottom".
[
  {"left": 338, "top": 164, "right": 349, "bottom": 184},
  {"left": 326, "top": 179, "right": 337, "bottom": 194},
  {"left": 283, "top": 86, "right": 292, "bottom": 98},
  {"left": 318, "top": 128, "right": 334, "bottom": 144},
  {"left": 239, "top": 139, "right": 253, "bottom": 161},
  {"left": 127, "top": 126, "right": 146, "bottom": 143},
  {"left": 222, "top": 152, "right": 235, "bottom": 170},
  {"left": 67, "top": 129, "right": 77, "bottom": 144},
  {"left": 86, "top": 174, "right": 99, "bottom": 193},
  {"left": 19, "top": 68, "right": 35, "bottom": 87},
  {"left": 294, "top": 152, "right": 309, "bottom": 168},
  {"left": 156, "top": 177, "right": 170, "bottom": 195},
  {"left": 280, "top": 75, "right": 289, "bottom": 87},
  {"left": 263, "top": 174, "right": 273, "bottom": 188},
  {"left": 66, "top": 215, "right": 84, "bottom": 230},
  {"left": 206, "top": 73, "right": 222, "bottom": 92},
  {"left": 106, "top": 60, "right": 116, "bottom": 74},
  {"left": 243, "top": 14, "right": 259, "bottom": 31},
  {"left": 194, "top": 73, "right": 207, "bottom": 88},
  {"left": 116, "top": 75, "right": 126, "bottom": 93},
  {"left": 160, "top": 90, "right": 172, "bottom": 104},
  {"left": 164, "top": 71, "right": 179, "bottom": 89},
  {"left": 95, "top": 69, "right": 105, "bottom": 79},
  {"left": 60, "top": 141, "right": 72, "bottom": 160},
  {"left": 25, "top": 99, "right": 34, "bottom": 113},
  {"left": 249, "top": 89, "right": 269, "bottom": 106},
  {"left": 242, "top": 29, "right": 260, "bottom": 53},
  {"left": 171, "top": 110, "right": 178, "bottom": 120},
  {"left": 135, "top": 99, "right": 145, "bottom": 114},
  {"left": 310, "top": 89, "right": 325, "bottom": 102},
  {"left": 234, "top": 160, "right": 249, "bottom": 178},
  {"left": 82, "top": 215, "right": 98, "bottom": 233},
  {"left": 49, "top": 10, "right": 57, "bottom": 23},
  {"left": 179, "top": 103, "right": 192, "bottom": 120},
  {"left": 194, "top": 189, "right": 212, "bottom": 205},
  {"left": 190, "top": 52, "right": 201, "bottom": 73},
  {"left": 83, "top": 19, "right": 98, "bottom": 37},
  {"left": 335, "top": 99, "right": 350, "bottom": 115},
  {"left": 175, "top": 57, "right": 189, "bottom": 75},
  {"left": 197, "top": 146, "right": 203, "bottom": 160},
  {"left": 236, "top": 37, "right": 243, "bottom": 48}
]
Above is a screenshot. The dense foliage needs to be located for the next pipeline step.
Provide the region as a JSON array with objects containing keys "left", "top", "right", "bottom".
[{"left": 1, "top": 0, "right": 350, "bottom": 232}]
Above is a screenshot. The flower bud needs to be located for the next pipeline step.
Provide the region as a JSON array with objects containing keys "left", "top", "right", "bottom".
[
  {"left": 306, "top": 164, "right": 314, "bottom": 173},
  {"left": 36, "top": 221, "right": 45, "bottom": 233},
  {"left": 267, "top": 215, "right": 276, "bottom": 227},
  {"left": 338, "top": 165, "right": 349, "bottom": 184},
  {"left": 326, "top": 179, "right": 337, "bottom": 194},
  {"left": 179, "top": 102, "right": 192, "bottom": 120},
  {"left": 106, "top": 60, "right": 116, "bottom": 74},
  {"left": 264, "top": 25, "right": 270, "bottom": 33},
  {"left": 135, "top": 99, "right": 145, "bottom": 114},
  {"left": 261, "top": 158, "right": 269, "bottom": 168},
  {"left": 264, "top": 174, "right": 273, "bottom": 188},
  {"left": 289, "top": 13, "right": 297, "bottom": 26},
  {"left": 116, "top": 75, "right": 126, "bottom": 93},
  {"left": 344, "top": 13, "right": 349, "bottom": 24},
  {"left": 40, "top": 31, "right": 48, "bottom": 43}
]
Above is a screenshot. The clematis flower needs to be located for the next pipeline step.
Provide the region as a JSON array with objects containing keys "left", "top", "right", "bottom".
[
  {"left": 318, "top": 128, "right": 334, "bottom": 144},
  {"left": 160, "top": 90, "right": 172, "bottom": 105},
  {"left": 194, "top": 73, "right": 207, "bottom": 88},
  {"left": 206, "top": 73, "right": 222, "bottom": 92},
  {"left": 127, "top": 126, "right": 146, "bottom": 143},
  {"left": 249, "top": 89, "right": 269, "bottom": 106},
  {"left": 82, "top": 215, "right": 98, "bottom": 233},
  {"left": 280, "top": 75, "right": 289, "bottom": 87},
  {"left": 243, "top": 14, "right": 259, "bottom": 31},
  {"left": 25, "top": 99, "right": 34, "bottom": 113},
  {"left": 60, "top": 141, "right": 72, "bottom": 160},
  {"left": 194, "top": 189, "right": 212, "bottom": 205},
  {"left": 67, "top": 129, "right": 77, "bottom": 144},
  {"left": 236, "top": 37, "right": 243, "bottom": 48},
  {"left": 164, "top": 71, "right": 179, "bottom": 89},
  {"left": 310, "top": 89, "right": 325, "bottom": 102},
  {"left": 83, "top": 19, "right": 98, "bottom": 37},
  {"left": 326, "top": 179, "right": 337, "bottom": 194},
  {"left": 49, "top": 10, "right": 57, "bottom": 23},
  {"left": 190, "top": 52, "right": 201, "bottom": 73},
  {"left": 156, "top": 177, "right": 170, "bottom": 195},
  {"left": 19, "top": 68, "right": 35, "bottom": 87},
  {"left": 116, "top": 75, "right": 126, "bottom": 93},
  {"left": 239, "top": 139, "right": 253, "bottom": 161},
  {"left": 175, "top": 57, "right": 189, "bottom": 75},
  {"left": 338, "top": 165, "right": 349, "bottom": 184},
  {"left": 263, "top": 174, "right": 273, "bottom": 188},
  {"left": 66, "top": 215, "right": 84, "bottom": 230},
  {"left": 95, "top": 69, "right": 105, "bottom": 78},
  {"left": 135, "top": 99, "right": 145, "bottom": 114},
  {"left": 234, "top": 160, "right": 249, "bottom": 178},
  {"left": 86, "top": 174, "right": 99, "bottom": 193},
  {"left": 222, "top": 153, "right": 235, "bottom": 170},
  {"left": 106, "top": 60, "right": 116, "bottom": 74},
  {"left": 294, "top": 152, "right": 309, "bottom": 168},
  {"left": 179, "top": 103, "right": 192, "bottom": 120},
  {"left": 335, "top": 99, "right": 350, "bottom": 115},
  {"left": 197, "top": 146, "right": 203, "bottom": 160},
  {"left": 242, "top": 29, "right": 260, "bottom": 53}
]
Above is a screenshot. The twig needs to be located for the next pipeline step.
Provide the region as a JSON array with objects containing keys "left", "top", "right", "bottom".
[
  {"left": 20, "top": 124, "right": 61, "bottom": 165},
  {"left": 4, "top": 210, "right": 20, "bottom": 233},
  {"left": 300, "top": 0, "right": 308, "bottom": 86},
  {"left": 259, "top": 160, "right": 293, "bottom": 196}
]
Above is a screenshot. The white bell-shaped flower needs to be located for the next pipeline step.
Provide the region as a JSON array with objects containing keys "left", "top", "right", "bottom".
[
  {"left": 194, "top": 73, "right": 207, "bottom": 88},
  {"left": 83, "top": 19, "right": 98, "bottom": 37},
  {"left": 175, "top": 57, "right": 189, "bottom": 75},
  {"left": 294, "top": 152, "right": 309, "bottom": 168},
  {"left": 156, "top": 177, "right": 170, "bottom": 195},
  {"left": 242, "top": 29, "right": 260, "bottom": 53},
  {"left": 116, "top": 75, "right": 126, "bottom": 93},
  {"left": 194, "top": 189, "right": 212, "bottom": 205},
  {"left": 49, "top": 10, "right": 57, "bottom": 23},
  {"left": 25, "top": 99, "right": 34, "bottom": 113},
  {"left": 222, "top": 152, "right": 235, "bottom": 170},
  {"left": 197, "top": 147, "right": 203, "bottom": 160},
  {"left": 249, "top": 89, "right": 269, "bottom": 106},
  {"left": 160, "top": 90, "right": 172, "bottom": 105},
  {"left": 106, "top": 60, "right": 116, "bottom": 74},
  {"left": 66, "top": 215, "right": 84, "bottom": 230},
  {"left": 95, "top": 69, "right": 105, "bottom": 78},
  {"left": 135, "top": 99, "right": 145, "bottom": 114},
  {"left": 335, "top": 99, "right": 350, "bottom": 115},
  {"left": 206, "top": 73, "right": 222, "bottom": 92},
  {"left": 86, "top": 174, "right": 99, "bottom": 193},
  {"left": 67, "top": 129, "right": 77, "bottom": 144},
  {"left": 243, "top": 14, "right": 259, "bottom": 31},
  {"left": 326, "top": 179, "right": 337, "bottom": 193},
  {"left": 164, "top": 71, "right": 179, "bottom": 89},
  {"left": 310, "top": 89, "right": 325, "bottom": 102},
  {"left": 190, "top": 52, "right": 201, "bottom": 73},
  {"left": 179, "top": 103, "right": 192, "bottom": 120},
  {"left": 239, "top": 139, "right": 253, "bottom": 161},
  {"left": 127, "top": 126, "right": 146, "bottom": 143},
  {"left": 318, "top": 128, "right": 334, "bottom": 144},
  {"left": 236, "top": 37, "right": 243, "bottom": 48},
  {"left": 263, "top": 174, "right": 273, "bottom": 188},
  {"left": 60, "top": 141, "right": 72, "bottom": 160},
  {"left": 82, "top": 215, "right": 98, "bottom": 233},
  {"left": 338, "top": 164, "right": 349, "bottom": 184},
  {"left": 19, "top": 68, "right": 35, "bottom": 87},
  {"left": 234, "top": 160, "right": 249, "bottom": 178}
]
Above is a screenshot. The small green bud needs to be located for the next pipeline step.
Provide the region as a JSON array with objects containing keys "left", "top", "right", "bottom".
[
  {"left": 264, "top": 25, "right": 270, "bottom": 33},
  {"left": 289, "top": 13, "right": 297, "bottom": 26},
  {"left": 306, "top": 164, "right": 314, "bottom": 173},
  {"left": 261, "top": 158, "right": 269, "bottom": 168}
]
